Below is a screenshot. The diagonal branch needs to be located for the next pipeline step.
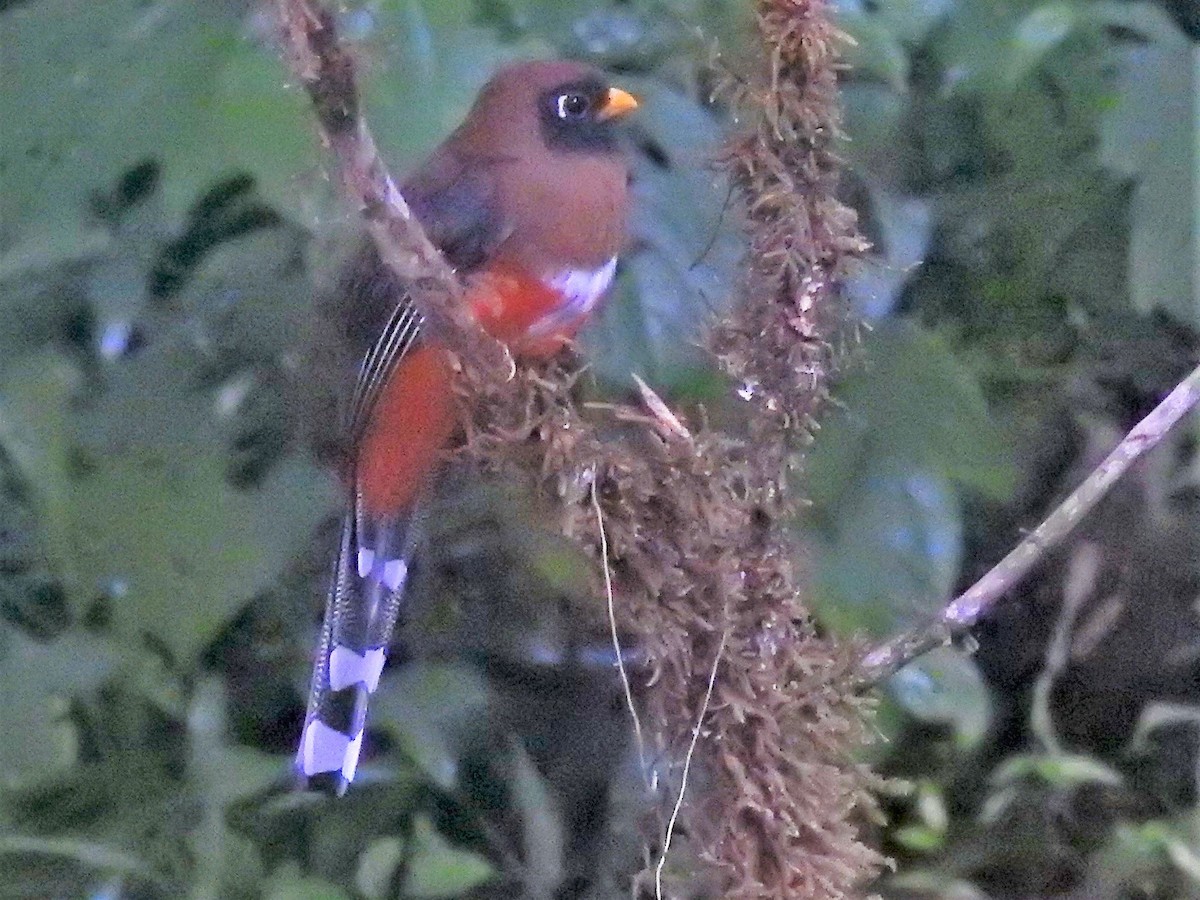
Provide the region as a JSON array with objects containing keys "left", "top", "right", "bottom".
[
  {"left": 859, "top": 361, "right": 1200, "bottom": 687},
  {"left": 274, "top": 0, "right": 506, "bottom": 374}
]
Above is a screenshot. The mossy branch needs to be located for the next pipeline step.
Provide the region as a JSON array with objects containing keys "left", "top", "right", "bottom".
[{"left": 860, "top": 361, "right": 1200, "bottom": 686}]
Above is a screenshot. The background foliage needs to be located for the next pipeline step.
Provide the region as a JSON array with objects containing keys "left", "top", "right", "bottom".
[{"left": 0, "top": 0, "right": 1197, "bottom": 898}]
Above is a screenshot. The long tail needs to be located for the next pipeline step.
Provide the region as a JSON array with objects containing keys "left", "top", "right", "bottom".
[{"left": 296, "top": 498, "right": 410, "bottom": 794}]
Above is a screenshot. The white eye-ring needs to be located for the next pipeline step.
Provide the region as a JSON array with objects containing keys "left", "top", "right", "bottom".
[{"left": 556, "top": 93, "right": 590, "bottom": 119}]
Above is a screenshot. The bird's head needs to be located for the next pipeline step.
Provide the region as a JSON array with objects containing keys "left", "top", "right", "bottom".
[{"left": 464, "top": 60, "right": 639, "bottom": 156}]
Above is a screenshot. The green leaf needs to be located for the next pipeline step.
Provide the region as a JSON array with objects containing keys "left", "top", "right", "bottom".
[
  {"left": 68, "top": 344, "right": 335, "bottom": 664},
  {"left": 0, "top": 631, "right": 116, "bottom": 787},
  {"left": 992, "top": 752, "right": 1124, "bottom": 790},
  {"left": 356, "top": 836, "right": 405, "bottom": 900},
  {"left": 1099, "top": 10, "right": 1198, "bottom": 328},
  {"left": 873, "top": 0, "right": 953, "bottom": 45},
  {"left": 170, "top": 227, "right": 313, "bottom": 363},
  {"left": 364, "top": 2, "right": 548, "bottom": 171},
  {"left": 403, "top": 815, "right": 493, "bottom": 898},
  {"left": 174, "top": 38, "right": 324, "bottom": 227},
  {"left": 933, "top": 0, "right": 1045, "bottom": 94},
  {"left": 835, "top": 0, "right": 953, "bottom": 47},
  {"left": 807, "top": 320, "right": 1014, "bottom": 507},
  {"left": 0, "top": 0, "right": 244, "bottom": 237},
  {"left": 0, "top": 355, "right": 79, "bottom": 592},
  {"left": 810, "top": 467, "right": 963, "bottom": 636},
  {"left": 804, "top": 322, "right": 1012, "bottom": 637},
  {"left": 846, "top": 184, "right": 933, "bottom": 319},
  {"left": 893, "top": 824, "right": 945, "bottom": 852},
  {"left": 186, "top": 682, "right": 273, "bottom": 897},
  {"left": 0, "top": 834, "right": 155, "bottom": 883},
  {"left": 888, "top": 647, "right": 991, "bottom": 747},
  {"left": 842, "top": 83, "right": 906, "bottom": 183},
  {"left": 0, "top": 343, "right": 336, "bottom": 666},
  {"left": 188, "top": 679, "right": 282, "bottom": 806},
  {"left": 265, "top": 864, "right": 353, "bottom": 900},
  {"left": 1004, "top": 3, "right": 1078, "bottom": 87}
]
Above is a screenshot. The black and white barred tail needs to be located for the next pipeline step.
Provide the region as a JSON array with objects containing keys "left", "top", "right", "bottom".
[{"left": 296, "top": 506, "right": 409, "bottom": 794}]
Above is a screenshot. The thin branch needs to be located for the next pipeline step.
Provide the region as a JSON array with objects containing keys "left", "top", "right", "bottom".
[
  {"left": 591, "top": 479, "right": 650, "bottom": 788},
  {"left": 274, "top": 0, "right": 505, "bottom": 373},
  {"left": 860, "top": 361, "right": 1200, "bottom": 687}
]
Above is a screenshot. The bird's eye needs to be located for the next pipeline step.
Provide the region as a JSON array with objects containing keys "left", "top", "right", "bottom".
[{"left": 556, "top": 93, "right": 590, "bottom": 119}]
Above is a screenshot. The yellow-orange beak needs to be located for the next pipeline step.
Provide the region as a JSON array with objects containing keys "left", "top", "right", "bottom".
[{"left": 596, "top": 87, "right": 639, "bottom": 121}]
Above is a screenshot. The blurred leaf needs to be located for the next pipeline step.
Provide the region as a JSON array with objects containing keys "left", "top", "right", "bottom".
[
  {"left": 842, "top": 83, "right": 906, "bottom": 184},
  {"left": 847, "top": 187, "right": 933, "bottom": 319},
  {"left": 992, "top": 752, "right": 1124, "bottom": 791},
  {"left": 171, "top": 227, "right": 311, "bottom": 363},
  {"left": 808, "top": 320, "right": 1014, "bottom": 507},
  {"left": 265, "top": 864, "right": 353, "bottom": 900},
  {"left": 356, "top": 836, "right": 405, "bottom": 900},
  {"left": 1130, "top": 702, "right": 1200, "bottom": 753},
  {"left": 811, "top": 467, "right": 963, "bottom": 636},
  {"left": 1004, "top": 3, "right": 1078, "bottom": 87},
  {"left": 68, "top": 343, "right": 335, "bottom": 663},
  {"left": 835, "top": 0, "right": 953, "bottom": 47},
  {"left": 480, "top": 0, "right": 691, "bottom": 66},
  {"left": 892, "top": 778, "right": 949, "bottom": 851},
  {"left": 0, "top": 343, "right": 336, "bottom": 666},
  {"left": 188, "top": 679, "right": 282, "bottom": 806},
  {"left": 0, "top": 356, "right": 79, "bottom": 593},
  {"left": 886, "top": 872, "right": 989, "bottom": 898},
  {"left": 0, "top": 0, "right": 244, "bottom": 237},
  {"left": 804, "top": 322, "right": 1012, "bottom": 638},
  {"left": 177, "top": 36, "right": 326, "bottom": 227},
  {"left": 403, "top": 815, "right": 493, "bottom": 898},
  {"left": 586, "top": 79, "right": 739, "bottom": 390},
  {"left": 1079, "top": 818, "right": 1200, "bottom": 897},
  {"left": 888, "top": 648, "right": 990, "bottom": 747},
  {"left": 373, "top": 662, "right": 490, "bottom": 790},
  {"left": 0, "top": 834, "right": 155, "bottom": 887},
  {"left": 0, "top": 222, "right": 112, "bottom": 290},
  {"left": 1159, "top": 824, "right": 1200, "bottom": 884},
  {"left": 510, "top": 740, "right": 563, "bottom": 896},
  {"left": 1099, "top": 8, "right": 1198, "bottom": 328},
  {"left": 364, "top": 0, "right": 548, "bottom": 171},
  {"left": 0, "top": 631, "right": 116, "bottom": 786},
  {"left": 893, "top": 824, "right": 945, "bottom": 851},
  {"left": 187, "top": 679, "right": 274, "bottom": 899},
  {"left": 838, "top": 9, "right": 910, "bottom": 90},
  {"left": 932, "top": 0, "right": 1043, "bottom": 93}
]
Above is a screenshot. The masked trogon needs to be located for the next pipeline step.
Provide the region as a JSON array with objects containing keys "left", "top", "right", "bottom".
[{"left": 296, "top": 60, "right": 638, "bottom": 793}]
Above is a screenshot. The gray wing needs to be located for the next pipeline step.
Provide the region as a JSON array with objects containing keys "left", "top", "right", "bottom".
[
  {"left": 403, "top": 147, "right": 510, "bottom": 273},
  {"left": 342, "top": 147, "right": 508, "bottom": 443}
]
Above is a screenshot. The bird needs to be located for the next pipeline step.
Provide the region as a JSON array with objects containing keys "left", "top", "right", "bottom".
[{"left": 296, "top": 59, "right": 638, "bottom": 794}]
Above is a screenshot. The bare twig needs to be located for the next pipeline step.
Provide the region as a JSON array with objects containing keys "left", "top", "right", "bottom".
[
  {"left": 274, "top": 0, "right": 505, "bottom": 373},
  {"left": 860, "top": 361, "right": 1200, "bottom": 686},
  {"left": 591, "top": 479, "right": 650, "bottom": 788},
  {"left": 632, "top": 374, "right": 693, "bottom": 443}
]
